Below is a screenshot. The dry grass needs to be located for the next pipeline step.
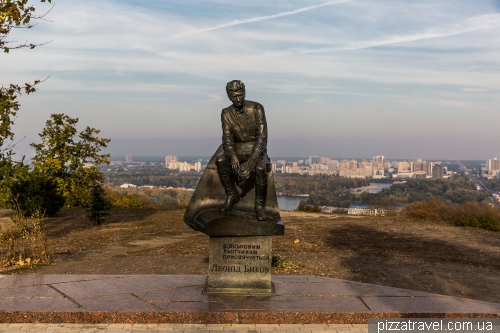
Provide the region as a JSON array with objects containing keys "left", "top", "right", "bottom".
[{"left": 0, "top": 212, "right": 50, "bottom": 267}]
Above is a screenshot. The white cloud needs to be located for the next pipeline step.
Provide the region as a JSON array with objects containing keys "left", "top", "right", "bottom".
[
  {"left": 208, "top": 94, "right": 223, "bottom": 103},
  {"left": 439, "top": 100, "right": 474, "bottom": 108},
  {"left": 461, "top": 87, "right": 487, "bottom": 93}
]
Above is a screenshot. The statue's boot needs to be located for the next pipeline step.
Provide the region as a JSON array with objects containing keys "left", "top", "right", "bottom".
[
  {"left": 255, "top": 183, "right": 268, "bottom": 221},
  {"left": 219, "top": 173, "right": 240, "bottom": 212}
]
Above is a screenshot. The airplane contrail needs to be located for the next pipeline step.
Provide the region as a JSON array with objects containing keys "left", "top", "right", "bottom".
[
  {"left": 298, "top": 13, "right": 500, "bottom": 53},
  {"left": 172, "top": 0, "right": 352, "bottom": 38}
]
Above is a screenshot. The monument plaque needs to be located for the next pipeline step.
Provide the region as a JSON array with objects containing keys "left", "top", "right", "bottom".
[
  {"left": 183, "top": 80, "right": 283, "bottom": 295},
  {"left": 207, "top": 236, "right": 272, "bottom": 294}
]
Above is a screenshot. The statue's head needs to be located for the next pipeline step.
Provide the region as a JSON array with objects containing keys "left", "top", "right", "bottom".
[{"left": 226, "top": 80, "right": 245, "bottom": 109}]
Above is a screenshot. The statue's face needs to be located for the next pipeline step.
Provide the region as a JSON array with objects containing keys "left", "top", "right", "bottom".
[{"left": 228, "top": 90, "right": 245, "bottom": 109}]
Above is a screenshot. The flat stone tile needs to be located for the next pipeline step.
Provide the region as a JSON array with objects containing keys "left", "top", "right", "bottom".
[
  {"left": 0, "top": 297, "right": 81, "bottom": 311},
  {"left": 165, "top": 301, "right": 211, "bottom": 312},
  {"left": 52, "top": 279, "right": 131, "bottom": 299},
  {"left": 274, "top": 283, "right": 337, "bottom": 296},
  {"left": 0, "top": 275, "right": 99, "bottom": 289},
  {"left": 348, "top": 281, "right": 434, "bottom": 297},
  {"left": 217, "top": 296, "right": 368, "bottom": 312},
  {"left": 279, "top": 276, "right": 310, "bottom": 283},
  {"left": 276, "top": 282, "right": 358, "bottom": 297},
  {"left": 361, "top": 295, "right": 500, "bottom": 313},
  {"left": 0, "top": 285, "right": 63, "bottom": 298},
  {"left": 326, "top": 283, "right": 359, "bottom": 296},
  {"left": 115, "top": 275, "right": 206, "bottom": 290},
  {"left": 76, "top": 294, "right": 158, "bottom": 311},
  {"left": 408, "top": 290, "right": 442, "bottom": 297},
  {"left": 272, "top": 276, "right": 285, "bottom": 283},
  {"left": 208, "top": 296, "right": 267, "bottom": 310},
  {"left": 170, "top": 285, "right": 208, "bottom": 302},
  {"left": 307, "top": 276, "right": 346, "bottom": 284},
  {"left": 347, "top": 283, "right": 385, "bottom": 297},
  {"left": 375, "top": 286, "right": 412, "bottom": 297},
  {"left": 148, "top": 301, "right": 169, "bottom": 310},
  {"left": 139, "top": 289, "right": 176, "bottom": 302}
]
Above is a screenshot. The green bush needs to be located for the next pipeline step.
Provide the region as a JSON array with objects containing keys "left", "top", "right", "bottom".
[
  {"left": 456, "top": 213, "right": 500, "bottom": 232},
  {"left": 9, "top": 173, "right": 65, "bottom": 217},
  {"left": 404, "top": 200, "right": 500, "bottom": 232},
  {"left": 272, "top": 254, "right": 304, "bottom": 270},
  {"left": 296, "top": 204, "right": 321, "bottom": 213}
]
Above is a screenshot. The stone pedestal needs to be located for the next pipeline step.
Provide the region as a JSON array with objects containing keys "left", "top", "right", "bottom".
[{"left": 207, "top": 236, "right": 272, "bottom": 294}]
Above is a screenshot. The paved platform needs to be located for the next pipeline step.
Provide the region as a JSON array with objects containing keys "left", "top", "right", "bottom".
[{"left": 0, "top": 275, "right": 499, "bottom": 324}]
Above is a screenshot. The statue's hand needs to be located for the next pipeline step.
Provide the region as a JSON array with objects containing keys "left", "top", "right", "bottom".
[
  {"left": 231, "top": 155, "right": 240, "bottom": 173},
  {"left": 246, "top": 157, "right": 257, "bottom": 172}
]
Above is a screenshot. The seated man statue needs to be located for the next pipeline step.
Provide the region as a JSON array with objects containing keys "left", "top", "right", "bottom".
[{"left": 215, "top": 80, "right": 271, "bottom": 221}]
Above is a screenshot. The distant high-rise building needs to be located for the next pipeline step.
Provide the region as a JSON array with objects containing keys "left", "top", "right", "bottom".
[
  {"left": 125, "top": 155, "right": 132, "bottom": 163},
  {"left": 411, "top": 159, "right": 428, "bottom": 174},
  {"left": 432, "top": 164, "right": 444, "bottom": 179},
  {"left": 397, "top": 161, "right": 409, "bottom": 173},
  {"left": 309, "top": 156, "right": 319, "bottom": 166},
  {"left": 327, "top": 159, "right": 339, "bottom": 170},
  {"left": 349, "top": 159, "right": 357, "bottom": 170},
  {"left": 165, "top": 155, "right": 178, "bottom": 168},
  {"left": 179, "top": 162, "right": 190, "bottom": 172},
  {"left": 427, "top": 162, "right": 434, "bottom": 175},
  {"left": 372, "top": 156, "right": 385, "bottom": 178},
  {"left": 319, "top": 157, "right": 331, "bottom": 164},
  {"left": 487, "top": 157, "right": 500, "bottom": 176},
  {"left": 339, "top": 158, "right": 372, "bottom": 178}
]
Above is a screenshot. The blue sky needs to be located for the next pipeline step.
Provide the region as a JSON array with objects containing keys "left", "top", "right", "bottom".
[{"left": 2, "top": 0, "right": 500, "bottom": 159}]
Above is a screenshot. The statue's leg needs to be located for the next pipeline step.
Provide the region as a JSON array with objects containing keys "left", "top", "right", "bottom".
[
  {"left": 215, "top": 153, "right": 240, "bottom": 212},
  {"left": 254, "top": 157, "right": 268, "bottom": 221}
]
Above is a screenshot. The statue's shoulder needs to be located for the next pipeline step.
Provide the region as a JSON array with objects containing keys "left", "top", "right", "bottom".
[
  {"left": 222, "top": 105, "right": 234, "bottom": 114},
  {"left": 245, "top": 100, "right": 264, "bottom": 110}
]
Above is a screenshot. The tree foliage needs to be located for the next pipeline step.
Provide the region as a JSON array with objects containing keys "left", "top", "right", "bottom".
[
  {"left": 362, "top": 174, "right": 489, "bottom": 205},
  {"left": 86, "top": 182, "right": 110, "bottom": 225},
  {"left": 1, "top": 0, "right": 52, "bottom": 53},
  {"left": 105, "top": 168, "right": 201, "bottom": 188},
  {"left": 404, "top": 200, "right": 500, "bottom": 232},
  {"left": 105, "top": 187, "right": 192, "bottom": 210},
  {"left": 9, "top": 171, "right": 64, "bottom": 217},
  {"left": 483, "top": 178, "right": 500, "bottom": 192},
  {"left": 31, "top": 113, "right": 111, "bottom": 207},
  {"left": 1, "top": 0, "right": 51, "bottom": 197}
]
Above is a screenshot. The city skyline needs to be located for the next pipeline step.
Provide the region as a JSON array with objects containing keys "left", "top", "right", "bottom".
[{"left": 2, "top": 0, "right": 500, "bottom": 159}]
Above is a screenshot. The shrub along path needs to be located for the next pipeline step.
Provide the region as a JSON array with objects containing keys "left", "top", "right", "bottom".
[{"left": 1, "top": 209, "right": 499, "bottom": 304}]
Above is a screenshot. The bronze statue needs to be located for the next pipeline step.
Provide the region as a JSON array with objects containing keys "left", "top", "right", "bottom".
[
  {"left": 183, "top": 81, "right": 283, "bottom": 237},
  {"left": 216, "top": 80, "right": 271, "bottom": 221}
]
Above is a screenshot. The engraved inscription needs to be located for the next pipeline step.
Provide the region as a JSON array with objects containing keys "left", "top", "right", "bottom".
[
  {"left": 210, "top": 264, "right": 269, "bottom": 273},
  {"left": 221, "top": 243, "right": 269, "bottom": 261}
]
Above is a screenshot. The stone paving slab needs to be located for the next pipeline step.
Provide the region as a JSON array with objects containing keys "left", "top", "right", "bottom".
[{"left": 0, "top": 275, "right": 499, "bottom": 324}]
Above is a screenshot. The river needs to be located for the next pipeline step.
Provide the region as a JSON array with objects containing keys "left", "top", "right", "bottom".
[
  {"left": 277, "top": 196, "right": 306, "bottom": 211},
  {"left": 350, "top": 182, "right": 392, "bottom": 193},
  {"left": 277, "top": 183, "right": 392, "bottom": 210}
]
